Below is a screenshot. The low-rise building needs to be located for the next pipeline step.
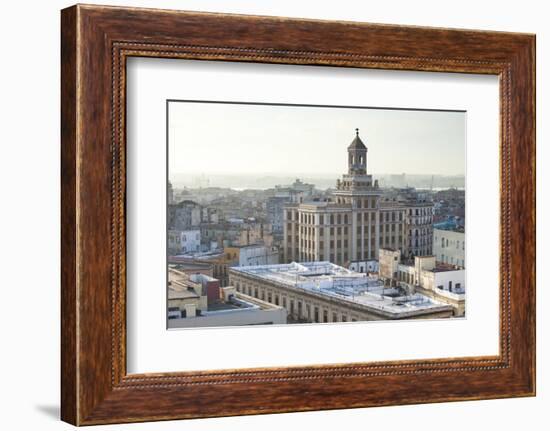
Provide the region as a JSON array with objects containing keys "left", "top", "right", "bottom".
[
  {"left": 266, "top": 196, "right": 289, "bottom": 235},
  {"left": 225, "top": 244, "right": 280, "bottom": 267},
  {"left": 168, "top": 268, "right": 286, "bottom": 328},
  {"left": 236, "top": 222, "right": 273, "bottom": 247},
  {"left": 168, "top": 250, "right": 238, "bottom": 287},
  {"left": 167, "top": 269, "right": 218, "bottom": 319},
  {"left": 168, "top": 229, "right": 201, "bottom": 254},
  {"left": 168, "top": 200, "right": 202, "bottom": 230},
  {"left": 433, "top": 227, "right": 465, "bottom": 268},
  {"left": 229, "top": 261, "right": 453, "bottom": 322},
  {"left": 169, "top": 261, "right": 214, "bottom": 277},
  {"left": 378, "top": 248, "right": 465, "bottom": 316}
]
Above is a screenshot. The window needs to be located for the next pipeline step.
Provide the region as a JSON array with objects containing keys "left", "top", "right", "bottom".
[
  {"left": 314, "top": 307, "right": 319, "bottom": 323},
  {"left": 323, "top": 310, "right": 328, "bottom": 323},
  {"left": 455, "top": 283, "right": 461, "bottom": 290},
  {"left": 332, "top": 312, "right": 338, "bottom": 322}
]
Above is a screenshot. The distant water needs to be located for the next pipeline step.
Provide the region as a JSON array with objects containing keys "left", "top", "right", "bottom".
[{"left": 170, "top": 173, "right": 465, "bottom": 191}]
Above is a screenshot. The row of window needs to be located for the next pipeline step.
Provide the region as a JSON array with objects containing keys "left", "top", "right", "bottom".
[
  {"left": 408, "top": 208, "right": 433, "bottom": 216},
  {"left": 234, "top": 281, "right": 360, "bottom": 323},
  {"left": 355, "top": 198, "right": 377, "bottom": 209},
  {"left": 408, "top": 238, "right": 431, "bottom": 248},
  {"left": 437, "top": 237, "right": 465, "bottom": 250},
  {"left": 288, "top": 247, "right": 377, "bottom": 263},
  {"left": 293, "top": 223, "right": 408, "bottom": 238},
  {"left": 407, "top": 217, "right": 433, "bottom": 225},
  {"left": 288, "top": 209, "right": 433, "bottom": 225},
  {"left": 410, "top": 227, "right": 432, "bottom": 236},
  {"left": 299, "top": 235, "right": 404, "bottom": 252}
]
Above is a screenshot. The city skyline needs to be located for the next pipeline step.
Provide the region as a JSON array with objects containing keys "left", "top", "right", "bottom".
[
  {"left": 168, "top": 172, "right": 465, "bottom": 191},
  {"left": 167, "top": 101, "right": 466, "bottom": 329},
  {"left": 169, "top": 101, "right": 465, "bottom": 177}
]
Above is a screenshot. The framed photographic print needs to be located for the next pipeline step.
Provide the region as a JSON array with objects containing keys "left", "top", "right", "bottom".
[{"left": 61, "top": 4, "right": 536, "bottom": 425}]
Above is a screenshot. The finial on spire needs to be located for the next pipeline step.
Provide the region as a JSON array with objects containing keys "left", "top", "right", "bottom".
[{"left": 355, "top": 128, "right": 359, "bottom": 136}]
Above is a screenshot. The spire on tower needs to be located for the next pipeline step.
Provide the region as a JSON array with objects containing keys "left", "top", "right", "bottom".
[{"left": 347, "top": 128, "right": 367, "bottom": 175}]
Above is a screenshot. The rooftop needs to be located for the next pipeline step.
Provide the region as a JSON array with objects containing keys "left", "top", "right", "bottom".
[
  {"left": 169, "top": 261, "right": 213, "bottom": 272},
  {"left": 169, "top": 250, "right": 225, "bottom": 262},
  {"left": 231, "top": 262, "right": 451, "bottom": 317},
  {"left": 348, "top": 128, "right": 367, "bottom": 150}
]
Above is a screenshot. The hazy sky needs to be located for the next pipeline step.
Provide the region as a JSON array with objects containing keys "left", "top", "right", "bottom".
[{"left": 168, "top": 101, "right": 465, "bottom": 177}]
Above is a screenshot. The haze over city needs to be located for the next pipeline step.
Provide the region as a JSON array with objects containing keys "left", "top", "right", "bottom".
[
  {"left": 168, "top": 101, "right": 465, "bottom": 179},
  {"left": 167, "top": 101, "right": 466, "bottom": 329}
]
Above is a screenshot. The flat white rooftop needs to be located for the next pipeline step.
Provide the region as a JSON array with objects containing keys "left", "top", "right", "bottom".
[{"left": 231, "top": 262, "right": 452, "bottom": 317}]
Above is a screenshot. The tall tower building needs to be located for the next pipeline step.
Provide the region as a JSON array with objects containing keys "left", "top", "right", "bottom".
[
  {"left": 283, "top": 129, "right": 433, "bottom": 267},
  {"left": 347, "top": 128, "right": 368, "bottom": 175}
]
